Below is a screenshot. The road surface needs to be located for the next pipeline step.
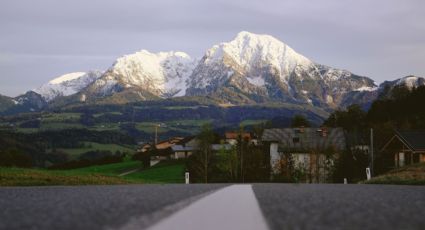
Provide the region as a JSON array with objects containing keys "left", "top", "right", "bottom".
[{"left": 0, "top": 184, "right": 424, "bottom": 230}]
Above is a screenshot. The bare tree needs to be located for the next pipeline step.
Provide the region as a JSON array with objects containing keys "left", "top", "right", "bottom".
[{"left": 197, "top": 124, "right": 214, "bottom": 183}]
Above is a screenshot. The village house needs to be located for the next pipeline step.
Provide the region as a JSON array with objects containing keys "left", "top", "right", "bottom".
[
  {"left": 171, "top": 136, "right": 197, "bottom": 159},
  {"left": 225, "top": 131, "right": 258, "bottom": 145},
  {"left": 138, "top": 136, "right": 233, "bottom": 161},
  {"left": 262, "top": 127, "right": 346, "bottom": 183},
  {"left": 380, "top": 130, "right": 425, "bottom": 168},
  {"left": 137, "top": 137, "right": 184, "bottom": 161},
  {"left": 225, "top": 131, "right": 252, "bottom": 145},
  {"left": 171, "top": 137, "right": 232, "bottom": 157}
]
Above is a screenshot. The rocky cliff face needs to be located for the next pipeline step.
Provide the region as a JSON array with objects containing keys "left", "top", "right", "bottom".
[
  {"left": 186, "top": 31, "right": 376, "bottom": 108},
  {"left": 79, "top": 50, "right": 197, "bottom": 103},
  {"left": 0, "top": 91, "right": 48, "bottom": 115}
]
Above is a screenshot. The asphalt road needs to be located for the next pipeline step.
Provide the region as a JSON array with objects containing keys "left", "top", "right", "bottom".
[
  {"left": 0, "top": 184, "right": 225, "bottom": 230},
  {"left": 0, "top": 184, "right": 424, "bottom": 230},
  {"left": 253, "top": 184, "right": 425, "bottom": 230}
]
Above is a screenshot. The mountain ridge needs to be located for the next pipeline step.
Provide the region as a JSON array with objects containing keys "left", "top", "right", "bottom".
[
  {"left": 186, "top": 31, "right": 376, "bottom": 108},
  {"left": 34, "top": 71, "right": 103, "bottom": 102},
  {"left": 1, "top": 31, "right": 424, "bottom": 115}
]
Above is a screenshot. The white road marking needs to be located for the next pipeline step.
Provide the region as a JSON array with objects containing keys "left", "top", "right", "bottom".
[{"left": 146, "top": 185, "right": 269, "bottom": 230}]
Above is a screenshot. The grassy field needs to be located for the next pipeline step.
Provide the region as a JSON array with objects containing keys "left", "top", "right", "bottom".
[
  {"left": 239, "top": 119, "right": 268, "bottom": 126},
  {"left": 0, "top": 160, "right": 186, "bottom": 186},
  {"left": 41, "top": 122, "right": 85, "bottom": 130},
  {"left": 13, "top": 115, "right": 253, "bottom": 135},
  {"left": 14, "top": 113, "right": 83, "bottom": 133},
  {"left": 93, "top": 112, "right": 123, "bottom": 118},
  {"left": 0, "top": 167, "right": 129, "bottom": 186},
  {"left": 163, "top": 106, "right": 201, "bottom": 110},
  {"left": 15, "top": 128, "right": 39, "bottom": 133},
  {"left": 56, "top": 142, "right": 135, "bottom": 158},
  {"left": 89, "top": 123, "right": 121, "bottom": 131},
  {"left": 364, "top": 162, "right": 425, "bottom": 185},
  {"left": 123, "top": 160, "right": 186, "bottom": 183},
  {"left": 41, "top": 113, "right": 81, "bottom": 122},
  {"left": 134, "top": 119, "right": 211, "bottom": 134},
  {"left": 67, "top": 159, "right": 142, "bottom": 175},
  {"left": 14, "top": 118, "right": 212, "bottom": 134}
]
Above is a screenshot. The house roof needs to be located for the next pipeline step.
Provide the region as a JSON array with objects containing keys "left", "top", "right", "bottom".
[
  {"left": 395, "top": 130, "right": 425, "bottom": 152},
  {"left": 155, "top": 137, "right": 184, "bottom": 149},
  {"left": 262, "top": 128, "right": 346, "bottom": 151},
  {"left": 225, "top": 132, "right": 251, "bottom": 140},
  {"left": 175, "top": 136, "right": 196, "bottom": 145},
  {"left": 171, "top": 143, "right": 232, "bottom": 152},
  {"left": 156, "top": 137, "right": 184, "bottom": 145}
]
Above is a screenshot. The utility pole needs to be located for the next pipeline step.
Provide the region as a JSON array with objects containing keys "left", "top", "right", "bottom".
[
  {"left": 370, "top": 128, "right": 374, "bottom": 177},
  {"left": 241, "top": 143, "right": 244, "bottom": 183},
  {"left": 155, "top": 124, "right": 159, "bottom": 145}
]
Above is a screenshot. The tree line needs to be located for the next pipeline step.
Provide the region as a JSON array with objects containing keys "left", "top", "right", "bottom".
[
  {"left": 0, "top": 129, "right": 135, "bottom": 168},
  {"left": 185, "top": 125, "right": 270, "bottom": 183},
  {"left": 324, "top": 85, "right": 425, "bottom": 179}
]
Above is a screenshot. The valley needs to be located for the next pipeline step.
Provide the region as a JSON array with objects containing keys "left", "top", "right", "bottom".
[
  {"left": 0, "top": 159, "right": 186, "bottom": 186},
  {"left": 0, "top": 100, "right": 328, "bottom": 142},
  {"left": 0, "top": 31, "right": 424, "bottom": 187}
]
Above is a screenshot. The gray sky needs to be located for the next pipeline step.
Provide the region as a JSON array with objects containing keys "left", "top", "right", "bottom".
[{"left": 1, "top": 0, "right": 424, "bottom": 96}]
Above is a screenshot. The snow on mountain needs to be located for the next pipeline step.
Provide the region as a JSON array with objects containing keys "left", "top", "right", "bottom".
[
  {"left": 48, "top": 72, "right": 86, "bottom": 84},
  {"left": 247, "top": 75, "right": 266, "bottom": 87},
  {"left": 187, "top": 31, "right": 375, "bottom": 108},
  {"left": 209, "top": 31, "right": 311, "bottom": 78},
  {"left": 394, "top": 76, "right": 425, "bottom": 89},
  {"left": 354, "top": 86, "right": 378, "bottom": 92},
  {"left": 26, "top": 32, "right": 376, "bottom": 107},
  {"left": 376, "top": 75, "right": 425, "bottom": 99},
  {"left": 34, "top": 71, "right": 102, "bottom": 101},
  {"left": 89, "top": 50, "right": 196, "bottom": 98},
  {"left": 4, "top": 31, "right": 425, "bottom": 114},
  {"left": 189, "top": 31, "right": 314, "bottom": 89}
]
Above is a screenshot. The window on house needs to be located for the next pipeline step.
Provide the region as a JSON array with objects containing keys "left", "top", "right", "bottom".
[{"left": 293, "top": 137, "right": 300, "bottom": 143}]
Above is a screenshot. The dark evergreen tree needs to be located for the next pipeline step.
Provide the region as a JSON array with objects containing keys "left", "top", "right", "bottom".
[{"left": 291, "top": 114, "right": 311, "bottom": 127}]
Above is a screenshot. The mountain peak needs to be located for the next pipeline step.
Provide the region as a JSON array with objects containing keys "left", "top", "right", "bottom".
[
  {"left": 48, "top": 72, "right": 87, "bottom": 84},
  {"left": 396, "top": 75, "right": 425, "bottom": 89},
  {"left": 205, "top": 31, "right": 312, "bottom": 77},
  {"left": 187, "top": 31, "right": 375, "bottom": 107},
  {"left": 17, "top": 32, "right": 376, "bottom": 109},
  {"left": 234, "top": 31, "right": 282, "bottom": 44},
  {"left": 34, "top": 71, "right": 102, "bottom": 101},
  {"left": 91, "top": 49, "right": 197, "bottom": 99}
]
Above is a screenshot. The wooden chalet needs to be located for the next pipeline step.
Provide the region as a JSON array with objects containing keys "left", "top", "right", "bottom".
[{"left": 380, "top": 130, "right": 425, "bottom": 168}]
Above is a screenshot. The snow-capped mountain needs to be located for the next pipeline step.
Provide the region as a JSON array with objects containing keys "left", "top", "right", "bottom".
[
  {"left": 81, "top": 50, "right": 196, "bottom": 101},
  {"left": 15, "top": 31, "right": 378, "bottom": 107},
  {"left": 34, "top": 71, "right": 102, "bottom": 102},
  {"left": 189, "top": 31, "right": 313, "bottom": 89},
  {"left": 4, "top": 31, "right": 424, "bottom": 113},
  {"left": 186, "top": 31, "right": 375, "bottom": 108},
  {"left": 339, "top": 75, "right": 425, "bottom": 109},
  {"left": 379, "top": 75, "right": 425, "bottom": 90},
  {"left": 375, "top": 75, "right": 425, "bottom": 99},
  {"left": 0, "top": 91, "right": 48, "bottom": 115}
]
